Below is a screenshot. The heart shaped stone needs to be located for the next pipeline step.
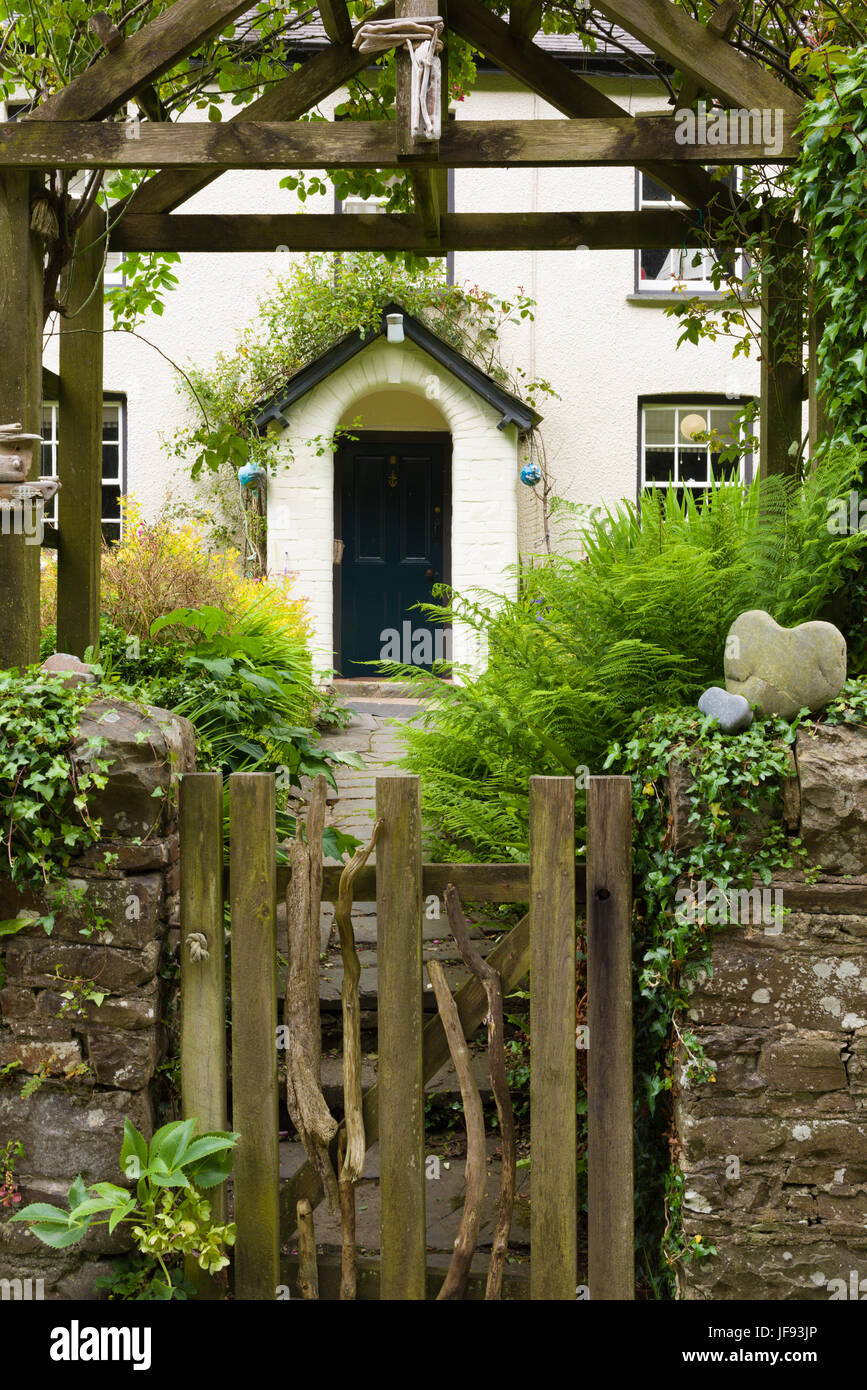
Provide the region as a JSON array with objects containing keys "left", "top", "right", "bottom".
[
  {"left": 698, "top": 685, "right": 753, "bottom": 734},
  {"left": 724, "top": 610, "right": 847, "bottom": 719}
]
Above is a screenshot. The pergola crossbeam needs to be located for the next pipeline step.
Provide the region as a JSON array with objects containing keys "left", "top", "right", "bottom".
[
  {"left": 0, "top": 117, "right": 798, "bottom": 168},
  {"left": 318, "top": 0, "right": 354, "bottom": 45}
]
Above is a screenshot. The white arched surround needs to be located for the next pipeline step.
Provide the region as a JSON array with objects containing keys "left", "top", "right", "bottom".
[{"left": 266, "top": 336, "right": 520, "bottom": 680}]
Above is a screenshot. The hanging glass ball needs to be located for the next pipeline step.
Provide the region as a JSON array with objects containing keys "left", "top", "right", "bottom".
[
  {"left": 238, "top": 462, "right": 265, "bottom": 487},
  {"left": 520, "top": 462, "right": 542, "bottom": 486}
]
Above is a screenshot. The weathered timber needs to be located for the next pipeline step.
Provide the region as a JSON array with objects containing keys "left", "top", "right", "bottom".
[
  {"left": 318, "top": 0, "right": 353, "bottom": 45},
  {"left": 509, "top": 0, "right": 543, "bottom": 43},
  {"left": 279, "top": 907, "right": 531, "bottom": 1238},
  {"left": 57, "top": 203, "right": 104, "bottom": 659},
  {"left": 594, "top": 0, "right": 803, "bottom": 123},
  {"left": 397, "top": 0, "right": 441, "bottom": 239},
  {"left": 376, "top": 775, "right": 425, "bottom": 1301},
  {"left": 760, "top": 213, "right": 805, "bottom": 480},
  {"left": 335, "top": 819, "right": 383, "bottom": 1184},
  {"left": 0, "top": 170, "right": 42, "bottom": 668},
  {"left": 126, "top": 0, "right": 396, "bottom": 215},
  {"left": 27, "top": 0, "right": 256, "bottom": 122},
  {"left": 276, "top": 860, "right": 588, "bottom": 906},
  {"left": 179, "top": 772, "right": 227, "bottom": 1299},
  {"left": 528, "top": 776, "right": 576, "bottom": 1301},
  {"left": 112, "top": 210, "right": 726, "bottom": 256},
  {"left": 280, "top": 906, "right": 530, "bottom": 1245},
  {"left": 0, "top": 116, "right": 798, "bottom": 168},
  {"left": 673, "top": 0, "right": 740, "bottom": 110},
  {"left": 296, "top": 1199, "right": 319, "bottom": 1299},
  {"left": 587, "top": 775, "right": 634, "bottom": 1301},
  {"left": 449, "top": 0, "right": 738, "bottom": 212},
  {"left": 427, "top": 957, "right": 487, "bottom": 1301},
  {"left": 229, "top": 773, "right": 280, "bottom": 1300}
]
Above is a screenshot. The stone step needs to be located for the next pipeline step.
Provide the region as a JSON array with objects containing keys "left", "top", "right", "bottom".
[{"left": 317, "top": 1047, "right": 493, "bottom": 1112}]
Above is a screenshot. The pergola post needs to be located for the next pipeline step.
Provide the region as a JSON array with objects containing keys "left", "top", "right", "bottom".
[
  {"left": 397, "top": 0, "right": 441, "bottom": 241},
  {"left": 0, "top": 170, "right": 43, "bottom": 669},
  {"left": 57, "top": 203, "right": 105, "bottom": 658},
  {"left": 807, "top": 277, "right": 832, "bottom": 457},
  {"left": 759, "top": 213, "right": 804, "bottom": 480}
]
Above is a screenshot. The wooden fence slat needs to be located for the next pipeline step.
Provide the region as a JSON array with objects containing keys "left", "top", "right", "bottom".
[
  {"left": 179, "top": 771, "right": 226, "bottom": 1299},
  {"left": 529, "top": 775, "right": 576, "bottom": 1301},
  {"left": 376, "top": 775, "right": 426, "bottom": 1300},
  {"left": 229, "top": 772, "right": 279, "bottom": 1300},
  {"left": 587, "top": 774, "right": 634, "bottom": 1301}
]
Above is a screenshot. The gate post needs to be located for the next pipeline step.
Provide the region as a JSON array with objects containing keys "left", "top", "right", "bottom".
[{"left": 587, "top": 774, "right": 634, "bottom": 1300}]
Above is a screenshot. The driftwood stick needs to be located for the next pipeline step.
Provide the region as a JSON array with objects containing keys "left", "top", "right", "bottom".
[
  {"left": 336, "top": 817, "right": 383, "bottom": 1183},
  {"left": 285, "top": 777, "right": 339, "bottom": 1214},
  {"left": 427, "top": 958, "right": 487, "bottom": 1301},
  {"left": 444, "top": 883, "right": 516, "bottom": 1301},
  {"left": 337, "top": 1129, "right": 357, "bottom": 1301},
  {"left": 296, "top": 1198, "right": 319, "bottom": 1300}
]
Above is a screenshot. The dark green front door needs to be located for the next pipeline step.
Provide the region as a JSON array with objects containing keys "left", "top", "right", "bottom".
[{"left": 337, "top": 436, "right": 448, "bottom": 673}]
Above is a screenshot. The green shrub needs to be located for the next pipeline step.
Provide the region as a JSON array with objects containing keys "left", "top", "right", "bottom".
[{"left": 395, "top": 448, "right": 867, "bottom": 860}]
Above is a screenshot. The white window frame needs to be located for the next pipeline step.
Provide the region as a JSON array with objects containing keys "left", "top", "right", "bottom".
[
  {"left": 637, "top": 171, "right": 743, "bottom": 295},
  {"left": 640, "top": 401, "right": 753, "bottom": 503},
  {"left": 40, "top": 399, "right": 126, "bottom": 539}
]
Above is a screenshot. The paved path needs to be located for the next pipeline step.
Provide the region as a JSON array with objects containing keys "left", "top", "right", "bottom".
[{"left": 317, "top": 696, "right": 423, "bottom": 856}]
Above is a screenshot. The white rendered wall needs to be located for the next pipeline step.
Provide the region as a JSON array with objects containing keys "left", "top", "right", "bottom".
[{"left": 265, "top": 336, "right": 518, "bottom": 676}]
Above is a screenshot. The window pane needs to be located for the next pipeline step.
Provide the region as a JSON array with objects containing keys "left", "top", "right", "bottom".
[
  {"left": 42, "top": 407, "right": 56, "bottom": 438},
  {"left": 645, "top": 409, "right": 676, "bottom": 450},
  {"left": 40, "top": 443, "right": 53, "bottom": 475},
  {"left": 101, "top": 485, "right": 121, "bottom": 520},
  {"left": 102, "top": 521, "right": 121, "bottom": 544},
  {"left": 102, "top": 443, "right": 120, "bottom": 479},
  {"left": 678, "top": 448, "right": 708, "bottom": 485},
  {"left": 641, "top": 174, "right": 674, "bottom": 203},
  {"left": 640, "top": 248, "right": 675, "bottom": 281},
  {"left": 102, "top": 406, "right": 120, "bottom": 441},
  {"left": 645, "top": 450, "right": 674, "bottom": 483}
]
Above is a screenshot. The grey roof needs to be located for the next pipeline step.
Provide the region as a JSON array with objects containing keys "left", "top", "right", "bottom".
[{"left": 252, "top": 301, "right": 541, "bottom": 433}]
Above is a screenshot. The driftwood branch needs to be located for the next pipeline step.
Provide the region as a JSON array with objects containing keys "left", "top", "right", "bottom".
[
  {"left": 296, "top": 1198, "right": 319, "bottom": 1300},
  {"left": 427, "top": 957, "right": 487, "bottom": 1301},
  {"left": 444, "top": 884, "right": 516, "bottom": 1300},
  {"left": 285, "top": 775, "right": 339, "bottom": 1214},
  {"left": 337, "top": 1129, "right": 357, "bottom": 1302}
]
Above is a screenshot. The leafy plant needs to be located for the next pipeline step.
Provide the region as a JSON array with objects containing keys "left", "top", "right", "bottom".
[
  {"left": 0, "top": 1138, "right": 25, "bottom": 1211},
  {"left": 12, "top": 1118, "right": 238, "bottom": 1299}
]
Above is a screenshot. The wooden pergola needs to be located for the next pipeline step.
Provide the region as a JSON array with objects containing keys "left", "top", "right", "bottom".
[{"left": 0, "top": 0, "right": 823, "bottom": 669}]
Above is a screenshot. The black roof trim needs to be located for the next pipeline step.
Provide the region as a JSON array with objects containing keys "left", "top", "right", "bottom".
[{"left": 253, "top": 301, "right": 541, "bottom": 433}]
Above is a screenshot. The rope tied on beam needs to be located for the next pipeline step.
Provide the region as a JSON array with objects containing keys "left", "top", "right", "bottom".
[{"left": 353, "top": 16, "right": 443, "bottom": 141}]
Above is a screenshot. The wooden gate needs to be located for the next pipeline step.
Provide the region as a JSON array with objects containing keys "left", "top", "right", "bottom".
[{"left": 178, "top": 772, "right": 633, "bottom": 1301}]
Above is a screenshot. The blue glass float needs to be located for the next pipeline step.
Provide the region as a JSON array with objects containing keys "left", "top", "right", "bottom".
[
  {"left": 520, "top": 462, "right": 542, "bottom": 486},
  {"left": 238, "top": 462, "right": 265, "bottom": 487}
]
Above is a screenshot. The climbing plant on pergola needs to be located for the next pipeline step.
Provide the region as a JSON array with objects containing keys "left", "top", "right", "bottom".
[{"left": 0, "top": 0, "right": 823, "bottom": 671}]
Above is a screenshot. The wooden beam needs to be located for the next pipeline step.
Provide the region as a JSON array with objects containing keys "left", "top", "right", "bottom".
[
  {"left": 673, "top": 0, "right": 740, "bottom": 110},
  {"left": 449, "top": 0, "right": 737, "bottom": 213},
  {"left": 110, "top": 208, "right": 733, "bottom": 254},
  {"left": 0, "top": 171, "right": 42, "bottom": 669},
  {"left": 0, "top": 117, "right": 798, "bottom": 169},
  {"left": 125, "top": 0, "right": 396, "bottom": 215},
  {"left": 760, "top": 213, "right": 804, "bottom": 479},
  {"left": 57, "top": 203, "right": 105, "bottom": 660},
  {"left": 510, "top": 0, "right": 543, "bottom": 44},
  {"left": 318, "top": 0, "right": 353, "bottom": 45},
  {"left": 27, "top": 0, "right": 256, "bottom": 123},
  {"left": 593, "top": 0, "right": 803, "bottom": 124}
]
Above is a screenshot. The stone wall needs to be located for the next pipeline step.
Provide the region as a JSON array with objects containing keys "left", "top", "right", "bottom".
[
  {"left": 0, "top": 697, "right": 194, "bottom": 1299},
  {"left": 673, "top": 722, "right": 867, "bottom": 1299}
]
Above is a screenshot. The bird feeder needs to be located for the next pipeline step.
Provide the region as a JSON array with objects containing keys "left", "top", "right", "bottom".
[{"left": 0, "top": 423, "right": 59, "bottom": 505}]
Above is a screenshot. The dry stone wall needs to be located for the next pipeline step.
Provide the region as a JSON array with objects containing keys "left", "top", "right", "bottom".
[
  {"left": 0, "top": 698, "right": 194, "bottom": 1299},
  {"left": 673, "top": 722, "right": 867, "bottom": 1299}
]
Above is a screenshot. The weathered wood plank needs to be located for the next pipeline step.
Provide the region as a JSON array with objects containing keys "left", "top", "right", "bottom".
[
  {"left": 0, "top": 116, "right": 799, "bottom": 168},
  {"left": 318, "top": 0, "right": 354, "bottom": 46},
  {"left": 376, "top": 775, "right": 425, "bottom": 1300},
  {"left": 127, "top": 0, "right": 396, "bottom": 215},
  {"left": 112, "top": 208, "right": 730, "bottom": 255},
  {"left": 274, "top": 860, "right": 588, "bottom": 905},
  {"left": 179, "top": 771, "right": 227, "bottom": 1299},
  {"left": 760, "top": 212, "right": 804, "bottom": 480},
  {"left": 509, "top": 0, "right": 543, "bottom": 44},
  {"left": 0, "top": 171, "right": 42, "bottom": 669},
  {"left": 57, "top": 203, "right": 104, "bottom": 660},
  {"left": 27, "top": 0, "right": 256, "bottom": 123},
  {"left": 529, "top": 776, "right": 576, "bottom": 1301},
  {"left": 396, "top": 0, "right": 441, "bottom": 239},
  {"left": 449, "top": 0, "right": 738, "bottom": 212},
  {"left": 587, "top": 775, "right": 634, "bottom": 1301},
  {"left": 279, "top": 907, "right": 532, "bottom": 1238},
  {"left": 229, "top": 772, "right": 279, "bottom": 1300},
  {"left": 593, "top": 0, "right": 803, "bottom": 124},
  {"left": 673, "top": 0, "right": 740, "bottom": 110}
]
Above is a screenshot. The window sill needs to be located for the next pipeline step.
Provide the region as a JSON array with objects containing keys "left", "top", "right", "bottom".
[{"left": 627, "top": 292, "right": 758, "bottom": 306}]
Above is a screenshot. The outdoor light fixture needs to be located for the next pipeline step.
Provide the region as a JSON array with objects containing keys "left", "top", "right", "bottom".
[
  {"left": 385, "top": 312, "right": 405, "bottom": 344},
  {"left": 680, "top": 412, "right": 708, "bottom": 441}
]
